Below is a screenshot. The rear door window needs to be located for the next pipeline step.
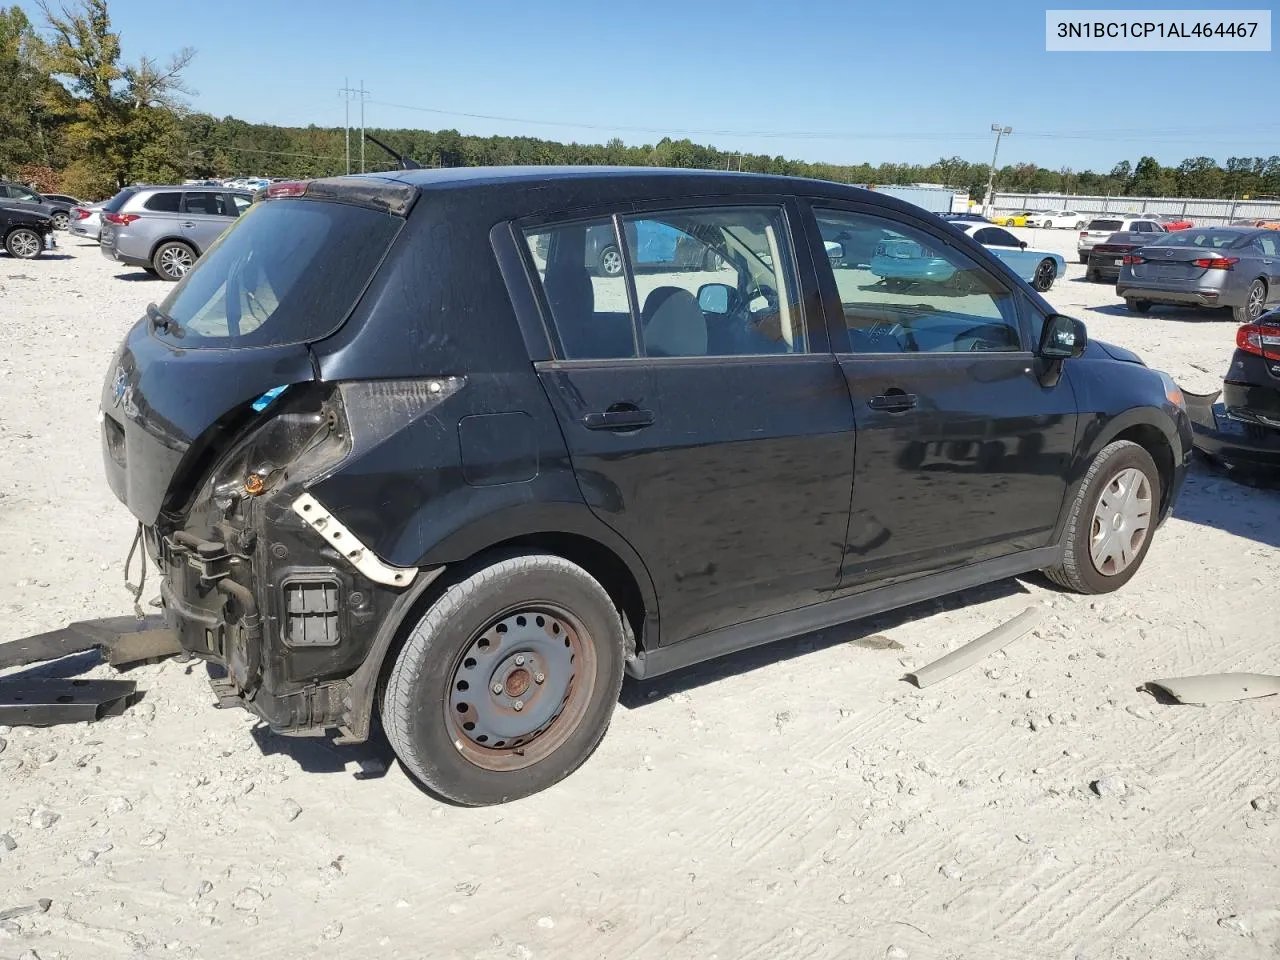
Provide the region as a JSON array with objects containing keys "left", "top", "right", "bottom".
[
  {"left": 1089, "top": 219, "right": 1123, "bottom": 231},
  {"left": 155, "top": 198, "right": 402, "bottom": 348}
]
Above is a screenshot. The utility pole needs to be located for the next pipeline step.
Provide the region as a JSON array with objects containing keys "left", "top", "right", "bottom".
[
  {"left": 359, "top": 80, "right": 370, "bottom": 173},
  {"left": 984, "top": 124, "right": 1012, "bottom": 216},
  {"left": 338, "top": 78, "right": 357, "bottom": 174}
]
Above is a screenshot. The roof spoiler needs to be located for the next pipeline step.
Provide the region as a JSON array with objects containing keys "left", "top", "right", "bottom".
[{"left": 260, "top": 177, "right": 419, "bottom": 217}]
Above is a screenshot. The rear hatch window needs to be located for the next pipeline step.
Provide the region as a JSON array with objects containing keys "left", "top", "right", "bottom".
[
  {"left": 1087, "top": 219, "right": 1122, "bottom": 231},
  {"left": 102, "top": 187, "right": 140, "bottom": 214},
  {"left": 153, "top": 198, "right": 402, "bottom": 348}
]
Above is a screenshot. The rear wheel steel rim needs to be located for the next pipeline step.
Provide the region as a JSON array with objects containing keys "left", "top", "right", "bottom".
[
  {"left": 1089, "top": 467, "right": 1152, "bottom": 576},
  {"left": 160, "top": 246, "right": 192, "bottom": 278},
  {"left": 10, "top": 230, "right": 39, "bottom": 257},
  {"left": 446, "top": 604, "right": 598, "bottom": 772}
]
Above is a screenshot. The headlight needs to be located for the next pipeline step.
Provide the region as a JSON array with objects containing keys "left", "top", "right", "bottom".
[{"left": 1157, "top": 371, "right": 1186, "bottom": 410}]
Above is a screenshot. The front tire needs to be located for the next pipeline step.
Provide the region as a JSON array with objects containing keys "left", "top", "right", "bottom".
[
  {"left": 1044, "top": 440, "right": 1161, "bottom": 594},
  {"left": 5, "top": 227, "right": 42, "bottom": 259},
  {"left": 598, "top": 245, "right": 623, "bottom": 277},
  {"left": 1232, "top": 279, "right": 1267, "bottom": 324},
  {"left": 382, "top": 554, "right": 626, "bottom": 806},
  {"left": 152, "top": 241, "right": 196, "bottom": 281},
  {"left": 1032, "top": 258, "right": 1057, "bottom": 292},
  {"left": 1043, "top": 220, "right": 1053, "bottom": 229}
]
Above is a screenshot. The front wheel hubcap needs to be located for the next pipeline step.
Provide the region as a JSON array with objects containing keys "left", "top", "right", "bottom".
[
  {"left": 446, "top": 606, "right": 595, "bottom": 771},
  {"left": 11, "top": 231, "right": 39, "bottom": 257},
  {"left": 601, "top": 249, "right": 622, "bottom": 275},
  {"left": 1089, "top": 467, "right": 1153, "bottom": 576}
]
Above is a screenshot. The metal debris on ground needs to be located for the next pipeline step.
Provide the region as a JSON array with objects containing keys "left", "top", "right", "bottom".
[
  {"left": 1147, "top": 673, "right": 1280, "bottom": 705},
  {"left": 0, "top": 615, "right": 179, "bottom": 671},
  {"left": 905, "top": 607, "right": 1042, "bottom": 689},
  {"left": 0, "top": 679, "right": 138, "bottom": 727},
  {"left": 0, "top": 900, "right": 52, "bottom": 922}
]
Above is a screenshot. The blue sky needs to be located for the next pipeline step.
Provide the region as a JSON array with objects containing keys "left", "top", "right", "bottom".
[{"left": 19, "top": 0, "right": 1278, "bottom": 170}]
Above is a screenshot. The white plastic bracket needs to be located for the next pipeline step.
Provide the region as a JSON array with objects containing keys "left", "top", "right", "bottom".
[{"left": 291, "top": 492, "right": 418, "bottom": 588}]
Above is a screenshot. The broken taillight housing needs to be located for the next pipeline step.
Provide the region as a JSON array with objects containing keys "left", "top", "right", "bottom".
[{"left": 1237, "top": 322, "right": 1280, "bottom": 361}]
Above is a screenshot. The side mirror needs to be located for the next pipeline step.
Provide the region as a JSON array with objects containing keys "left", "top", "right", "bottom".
[
  {"left": 697, "top": 283, "right": 732, "bottom": 315},
  {"left": 1019, "top": 241, "right": 1027, "bottom": 249},
  {"left": 1039, "top": 313, "right": 1087, "bottom": 359}
]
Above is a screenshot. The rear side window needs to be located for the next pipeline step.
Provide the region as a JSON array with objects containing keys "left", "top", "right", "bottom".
[
  {"left": 181, "top": 192, "right": 232, "bottom": 216},
  {"left": 143, "top": 192, "right": 182, "bottom": 212},
  {"left": 155, "top": 198, "right": 402, "bottom": 348},
  {"left": 102, "top": 188, "right": 139, "bottom": 214},
  {"left": 1088, "top": 219, "right": 1122, "bottom": 231}
]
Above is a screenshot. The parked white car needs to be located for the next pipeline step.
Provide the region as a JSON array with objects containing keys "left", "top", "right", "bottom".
[
  {"left": 1025, "top": 210, "right": 1087, "bottom": 229},
  {"left": 69, "top": 204, "right": 103, "bottom": 241}
]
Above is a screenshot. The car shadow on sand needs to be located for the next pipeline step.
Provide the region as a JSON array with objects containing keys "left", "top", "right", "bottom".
[
  {"left": 619, "top": 576, "right": 1028, "bottom": 706},
  {"left": 1086, "top": 303, "right": 1232, "bottom": 322},
  {"left": 1172, "top": 460, "right": 1280, "bottom": 549},
  {"left": 114, "top": 271, "right": 157, "bottom": 282}
]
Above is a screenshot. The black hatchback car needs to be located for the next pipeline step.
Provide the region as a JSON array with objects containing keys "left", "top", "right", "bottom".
[{"left": 100, "top": 167, "right": 1193, "bottom": 805}]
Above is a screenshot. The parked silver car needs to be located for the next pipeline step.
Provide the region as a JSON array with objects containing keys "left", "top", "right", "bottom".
[
  {"left": 99, "top": 185, "right": 253, "bottom": 280},
  {"left": 1077, "top": 216, "right": 1164, "bottom": 263},
  {"left": 70, "top": 203, "right": 103, "bottom": 241},
  {"left": 1115, "top": 227, "right": 1280, "bottom": 323}
]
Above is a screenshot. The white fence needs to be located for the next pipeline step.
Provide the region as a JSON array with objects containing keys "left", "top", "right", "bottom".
[{"left": 992, "top": 191, "right": 1280, "bottom": 226}]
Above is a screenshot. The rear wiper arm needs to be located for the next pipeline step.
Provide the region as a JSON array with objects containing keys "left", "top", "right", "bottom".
[{"left": 146, "top": 302, "right": 183, "bottom": 336}]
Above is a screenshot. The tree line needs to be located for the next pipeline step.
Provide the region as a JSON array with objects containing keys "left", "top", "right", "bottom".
[{"left": 4, "top": 1, "right": 1279, "bottom": 203}]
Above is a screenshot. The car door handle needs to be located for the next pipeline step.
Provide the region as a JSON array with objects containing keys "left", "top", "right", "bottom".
[
  {"left": 583, "top": 408, "right": 655, "bottom": 431},
  {"left": 867, "top": 393, "right": 918, "bottom": 412},
  {"left": 181, "top": 221, "right": 195, "bottom": 228}
]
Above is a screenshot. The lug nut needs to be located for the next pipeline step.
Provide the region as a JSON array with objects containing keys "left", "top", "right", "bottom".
[
  {"left": 492, "top": 683, "right": 503, "bottom": 695},
  {"left": 534, "top": 673, "right": 545, "bottom": 684},
  {"left": 513, "top": 701, "right": 524, "bottom": 712},
  {"left": 514, "top": 655, "right": 526, "bottom": 666}
]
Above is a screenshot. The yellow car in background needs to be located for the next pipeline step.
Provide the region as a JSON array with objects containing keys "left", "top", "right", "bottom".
[{"left": 994, "top": 210, "right": 1034, "bottom": 227}]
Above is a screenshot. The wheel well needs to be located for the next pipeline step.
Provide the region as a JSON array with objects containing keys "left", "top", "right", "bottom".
[
  {"left": 367, "top": 531, "right": 650, "bottom": 729},
  {"left": 1111, "top": 423, "right": 1175, "bottom": 514},
  {"left": 149, "top": 236, "right": 195, "bottom": 262}
]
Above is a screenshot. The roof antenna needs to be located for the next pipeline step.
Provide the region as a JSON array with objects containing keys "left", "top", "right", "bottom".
[{"left": 362, "top": 132, "right": 422, "bottom": 170}]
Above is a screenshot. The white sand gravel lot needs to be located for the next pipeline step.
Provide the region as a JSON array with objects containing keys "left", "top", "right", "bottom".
[{"left": 1, "top": 228, "right": 1278, "bottom": 960}]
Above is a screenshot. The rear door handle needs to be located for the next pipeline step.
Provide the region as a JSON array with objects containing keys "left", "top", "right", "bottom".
[
  {"left": 583, "top": 408, "right": 655, "bottom": 431},
  {"left": 867, "top": 393, "right": 918, "bottom": 412},
  {"left": 181, "top": 221, "right": 195, "bottom": 228}
]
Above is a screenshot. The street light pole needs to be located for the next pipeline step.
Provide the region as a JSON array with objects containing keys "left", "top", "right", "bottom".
[{"left": 984, "top": 124, "right": 1012, "bottom": 216}]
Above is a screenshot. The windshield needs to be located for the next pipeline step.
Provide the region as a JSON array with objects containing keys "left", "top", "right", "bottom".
[
  {"left": 1088, "top": 219, "right": 1123, "bottom": 231},
  {"left": 1149, "top": 229, "right": 1243, "bottom": 249},
  {"left": 155, "top": 198, "right": 402, "bottom": 348}
]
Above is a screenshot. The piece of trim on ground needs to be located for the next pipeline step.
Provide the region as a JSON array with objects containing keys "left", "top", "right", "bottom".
[
  {"left": 906, "top": 606, "right": 1042, "bottom": 689},
  {"left": 1147, "top": 673, "right": 1280, "bottom": 705},
  {"left": 291, "top": 492, "right": 419, "bottom": 587},
  {"left": 0, "top": 678, "right": 138, "bottom": 726},
  {"left": 0, "top": 615, "right": 176, "bottom": 671}
]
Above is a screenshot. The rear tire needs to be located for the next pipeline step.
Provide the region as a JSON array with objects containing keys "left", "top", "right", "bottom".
[
  {"left": 1126, "top": 299, "right": 1152, "bottom": 314},
  {"left": 152, "top": 241, "right": 196, "bottom": 281},
  {"left": 1043, "top": 440, "right": 1161, "bottom": 594},
  {"left": 1232, "top": 279, "right": 1267, "bottom": 324},
  {"left": 597, "top": 245, "right": 623, "bottom": 277},
  {"left": 5, "top": 227, "right": 42, "bottom": 259},
  {"left": 1085, "top": 267, "right": 1099, "bottom": 283},
  {"left": 1043, "top": 220, "right": 1053, "bottom": 229},
  {"left": 51, "top": 211, "right": 69, "bottom": 231},
  {"left": 1079, "top": 254, "right": 1089, "bottom": 264},
  {"left": 382, "top": 554, "right": 626, "bottom": 806}
]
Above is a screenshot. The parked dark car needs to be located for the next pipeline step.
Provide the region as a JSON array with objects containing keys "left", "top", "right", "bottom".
[
  {"left": 941, "top": 212, "right": 993, "bottom": 224},
  {"left": 1116, "top": 227, "right": 1280, "bottom": 322},
  {"left": 1186, "top": 311, "right": 1280, "bottom": 471},
  {"left": 1085, "top": 231, "right": 1151, "bottom": 282},
  {"left": 1, "top": 202, "right": 55, "bottom": 259},
  {"left": 100, "top": 167, "right": 1193, "bottom": 806},
  {"left": 0, "top": 180, "right": 75, "bottom": 230}
]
